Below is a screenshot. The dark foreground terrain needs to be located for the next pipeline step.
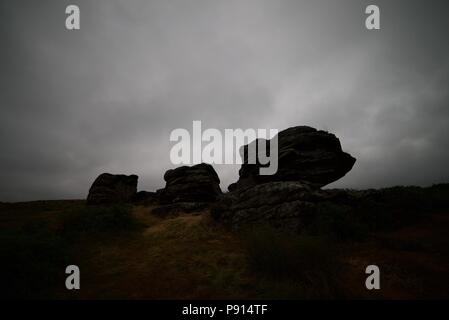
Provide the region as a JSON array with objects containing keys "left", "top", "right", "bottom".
[{"left": 1, "top": 184, "right": 449, "bottom": 299}]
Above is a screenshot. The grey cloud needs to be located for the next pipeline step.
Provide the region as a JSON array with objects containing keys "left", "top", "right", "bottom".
[{"left": 1, "top": 0, "right": 449, "bottom": 201}]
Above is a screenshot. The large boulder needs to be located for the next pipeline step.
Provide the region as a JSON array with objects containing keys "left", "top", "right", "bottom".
[
  {"left": 87, "top": 173, "right": 138, "bottom": 205},
  {"left": 159, "top": 163, "right": 222, "bottom": 204},
  {"left": 212, "top": 181, "right": 331, "bottom": 232},
  {"left": 229, "top": 126, "right": 356, "bottom": 191}
]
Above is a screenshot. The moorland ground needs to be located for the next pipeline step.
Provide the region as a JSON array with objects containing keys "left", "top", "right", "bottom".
[{"left": 1, "top": 191, "right": 448, "bottom": 299}]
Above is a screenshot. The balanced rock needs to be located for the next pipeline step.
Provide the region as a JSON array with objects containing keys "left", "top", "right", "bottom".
[
  {"left": 159, "top": 163, "right": 222, "bottom": 204},
  {"left": 229, "top": 126, "right": 356, "bottom": 191},
  {"left": 87, "top": 173, "right": 138, "bottom": 205}
]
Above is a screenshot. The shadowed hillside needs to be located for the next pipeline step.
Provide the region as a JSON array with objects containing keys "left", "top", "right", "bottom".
[{"left": 1, "top": 184, "right": 449, "bottom": 299}]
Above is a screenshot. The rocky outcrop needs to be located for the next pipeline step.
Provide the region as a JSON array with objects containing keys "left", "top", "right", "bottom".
[
  {"left": 159, "top": 163, "right": 222, "bottom": 204},
  {"left": 212, "top": 181, "right": 327, "bottom": 231},
  {"left": 87, "top": 173, "right": 138, "bottom": 205},
  {"left": 216, "top": 126, "right": 357, "bottom": 231},
  {"left": 213, "top": 182, "right": 449, "bottom": 232},
  {"left": 229, "top": 126, "right": 356, "bottom": 191}
]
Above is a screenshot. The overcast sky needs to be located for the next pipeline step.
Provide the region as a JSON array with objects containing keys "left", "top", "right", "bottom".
[{"left": 1, "top": 0, "right": 449, "bottom": 201}]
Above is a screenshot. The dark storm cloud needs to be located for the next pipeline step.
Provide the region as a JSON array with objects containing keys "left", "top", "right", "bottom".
[{"left": 1, "top": 0, "right": 449, "bottom": 201}]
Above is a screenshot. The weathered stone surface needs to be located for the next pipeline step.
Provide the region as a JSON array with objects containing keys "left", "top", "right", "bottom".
[
  {"left": 212, "top": 181, "right": 329, "bottom": 232},
  {"left": 159, "top": 163, "right": 222, "bottom": 204},
  {"left": 229, "top": 126, "right": 356, "bottom": 191},
  {"left": 87, "top": 173, "right": 138, "bottom": 205},
  {"left": 214, "top": 182, "right": 449, "bottom": 232}
]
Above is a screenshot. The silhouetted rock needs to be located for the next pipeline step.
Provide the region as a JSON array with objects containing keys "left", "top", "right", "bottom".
[
  {"left": 159, "top": 163, "right": 222, "bottom": 204},
  {"left": 87, "top": 173, "right": 138, "bottom": 205},
  {"left": 213, "top": 181, "right": 328, "bottom": 231},
  {"left": 229, "top": 126, "right": 356, "bottom": 191},
  {"left": 214, "top": 181, "right": 449, "bottom": 232}
]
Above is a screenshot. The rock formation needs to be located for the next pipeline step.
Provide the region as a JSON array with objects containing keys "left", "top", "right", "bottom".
[
  {"left": 85, "top": 126, "right": 356, "bottom": 229},
  {"left": 158, "top": 163, "right": 222, "bottom": 204},
  {"left": 213, "top": 181, "right": 320, "bottom": 231},
  {"left": 87, "top": 173, "right": 138, "bottom": 205},
  {"left": 215, "top": 126, "right": 357, "bottom": 231},
  {"left": 229, "top": 126, "right": 356, "bottom": 191}
]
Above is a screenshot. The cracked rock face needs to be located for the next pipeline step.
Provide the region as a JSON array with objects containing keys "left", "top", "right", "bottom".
[{"left": 229, "top": 126, "right": 356, "bottom": 191}]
